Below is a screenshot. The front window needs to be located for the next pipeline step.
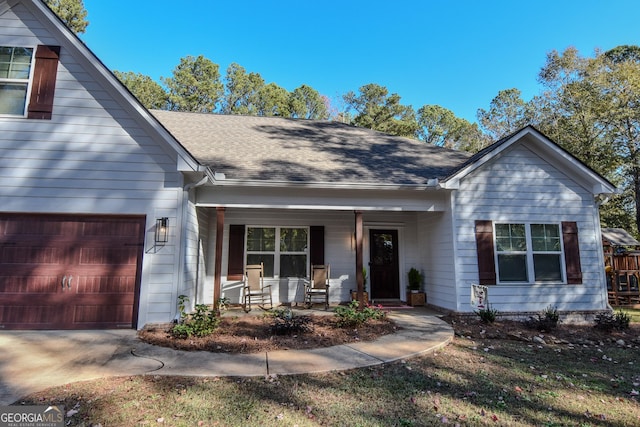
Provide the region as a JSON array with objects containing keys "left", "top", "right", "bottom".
[
  {"left": 246, "top": 227, "right": 308, "bottom": 277},
  {"left": 0, "top": 47, "right": 34, "bottom": 116},
  {"left": 495, "top": 223, "right": 564, "bottom": 283}
]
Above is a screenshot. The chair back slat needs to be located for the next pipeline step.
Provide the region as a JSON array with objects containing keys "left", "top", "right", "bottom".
[
  {"left": 245, "top": 264, "right": 264, "bottom": 291},
  {"left": 312, "top": 265, "right": 329, "bottom": 289}
]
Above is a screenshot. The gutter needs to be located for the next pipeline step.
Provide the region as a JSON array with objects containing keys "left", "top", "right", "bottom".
[{"left": 206, "top": 177, "right": 440, "bottom": 191}]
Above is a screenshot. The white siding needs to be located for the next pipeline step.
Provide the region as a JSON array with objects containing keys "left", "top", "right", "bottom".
[
  {"left": 1, "top": 2, "right": 187, "bottom": 328},
  {"left": 453, "top": 144, "right": 607, "bottom": 313},
  {"left": 418, "top": 209, "right": 458, "bottom": 310}
]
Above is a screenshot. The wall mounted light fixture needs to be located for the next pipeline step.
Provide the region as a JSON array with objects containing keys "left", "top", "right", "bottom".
[{"left": 155, "top": 217, "right": 169, "bottom": 243}]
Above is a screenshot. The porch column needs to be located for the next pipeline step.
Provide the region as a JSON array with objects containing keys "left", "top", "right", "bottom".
[
  {"left": 214, "top": 207, "right": 225, "bottom": 309},
  {"left": 354, "top": 210, "right": 365, "bottom": 308}
]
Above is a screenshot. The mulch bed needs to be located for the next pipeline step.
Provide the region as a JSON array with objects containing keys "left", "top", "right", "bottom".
[{"left": 138, "top": 314, "right": 398, "bottom": 354}]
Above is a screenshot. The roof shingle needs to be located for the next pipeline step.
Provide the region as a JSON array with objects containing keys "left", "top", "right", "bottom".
[{"left": 151, "top": 110, "right": 472, "bottom": 186}]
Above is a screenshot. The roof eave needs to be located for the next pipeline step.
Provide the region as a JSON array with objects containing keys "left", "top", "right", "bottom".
[{"left": 206, "top": 177, "right": 441, "bottom": 191}]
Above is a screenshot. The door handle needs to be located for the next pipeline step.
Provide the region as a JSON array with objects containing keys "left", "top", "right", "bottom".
[
  {"left": 67, "top": 275, "right": 73, "bottom": 289},
  {"left": 61, "top": 275, "right": 67, "bottom": 289}
]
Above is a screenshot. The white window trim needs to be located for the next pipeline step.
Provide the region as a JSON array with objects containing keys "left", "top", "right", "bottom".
[
  {"left": 245, "top": 226, "right": 309, "bottom": 278},
  {"left": 0, "top": 46, "right": 36, "bottom": 118},
  {"left": 494, "top": 222, "right": 567, "bottom": 285}
]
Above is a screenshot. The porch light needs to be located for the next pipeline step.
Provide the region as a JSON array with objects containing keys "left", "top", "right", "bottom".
[{"left": 155, "top": 217, "right": 169, "bottom": 243}]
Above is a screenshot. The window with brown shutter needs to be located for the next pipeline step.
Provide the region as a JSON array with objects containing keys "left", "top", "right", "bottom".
[
  {"left": 227, "top": 224, "right": 245, "bottom": 280},
  {"left": 227, "top": 225, "right": 325, "bottom": 280},
  {"left": 475, "top": 220, "right": 497, "bottom": 285},
  {"left": 562, "top": 221, "right": 582, "bottom": 284},
  {"left": 27, "top": 45, "right": 60, "bottom": 120},
  {"left": 309, "top": 226, "right": 325, "bottom": 266},
  {"left": 476, "top": 220, "right": 582, "bottom": 285}
]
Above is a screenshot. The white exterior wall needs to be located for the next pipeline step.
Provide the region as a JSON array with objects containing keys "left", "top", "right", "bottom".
[
  {"left": 417, "top": 208, "right": 458, "bottom": 310},
  {"left": 0, "top": 2, "right": 190, "bottom": 327},
  {"left": 452, "top": 144, "right": 607, "bottom": 313}
]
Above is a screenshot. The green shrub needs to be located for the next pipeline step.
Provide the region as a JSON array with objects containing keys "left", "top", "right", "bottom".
[
  {"left": 171, "top": 296, "right": 220, "bottom": 338},
  {"left": 474, "top": 305, "right": 498, "bottom": 324},
  {"left": 334, "top": 300, "right": 386, "bottom": 327},
  {"left": 268, "top": 308, "right": 313, "bottom": 335},
  {"left": 525, "top": 305, "right": 560, "bottom": 331},
  {"left": 594, "top": 310, "right": 631, "bottom": 332}
]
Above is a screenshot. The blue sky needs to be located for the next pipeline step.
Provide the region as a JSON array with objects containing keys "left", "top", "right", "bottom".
[{"left": 81, "top": 0, "right": 639, "bottom": 123}]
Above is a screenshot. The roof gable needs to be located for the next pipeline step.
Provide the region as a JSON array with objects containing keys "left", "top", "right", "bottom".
[
  {"left": 440, "top": 126, "right": 618, "bottom": 196},
  {"left": 7, "top": 0, "right": 201, "bottom": 173}
]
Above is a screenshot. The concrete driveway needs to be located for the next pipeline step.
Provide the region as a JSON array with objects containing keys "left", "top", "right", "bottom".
[{"left": 0, "top": 329, "right": 160, "bottom": 405}]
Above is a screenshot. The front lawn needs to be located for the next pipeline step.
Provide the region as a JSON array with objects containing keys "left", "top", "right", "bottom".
[{"left": 15, "top": 315, "right": 640, "bottom": 426}]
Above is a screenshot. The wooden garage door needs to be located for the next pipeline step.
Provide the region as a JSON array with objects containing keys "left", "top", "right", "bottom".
[{"left": 0, "top": 214, "right": 145, "bottom": 330}]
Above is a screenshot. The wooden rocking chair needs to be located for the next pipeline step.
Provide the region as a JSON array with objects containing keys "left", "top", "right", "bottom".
[
  {"left": 242, "top": 263, "right": 272, "bottom": 312},
  {"left": 305, "top": 264, "right": 330, "bottom": 309}
]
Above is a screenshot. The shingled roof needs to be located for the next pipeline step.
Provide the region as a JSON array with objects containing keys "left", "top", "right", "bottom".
[{"left": 151, "top": 110, "right": 472, "bottom": 186}]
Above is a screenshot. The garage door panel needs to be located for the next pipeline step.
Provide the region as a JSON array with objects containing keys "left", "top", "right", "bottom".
[
  {"left": 78, "top": 247, "right": 140, "bottom": 266},
  {"left": 0, "top": 216, "right": 66, "bottom": 237},
  {"left": 0, "top": 274, "right": 63, "bottom": 293},
  {"left": 81, "top": 220, "right": 143, "bottom": 238},
  {"left": 0, "top": 214, "right": 145, "bottom": 330},
  {"left": 0, "top": 246, "right": 65, "bottom": 264},
  {"left": 0, "top": 305, "right": 64, "bottom": 327},
  {"left": 73, "top": 305, "right": 135, "bottom": 326},
  {"left": 72, "top": 275, "right": 136, "bottom": 294}
]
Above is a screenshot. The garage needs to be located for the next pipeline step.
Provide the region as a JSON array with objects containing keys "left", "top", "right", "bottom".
[{"left": 0, "top": 214, "right": 145, "bottom": 330}]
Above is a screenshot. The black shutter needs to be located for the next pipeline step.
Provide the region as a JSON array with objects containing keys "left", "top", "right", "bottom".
[
  {"left": 227, "top": 224, "right": 245, "bottom": 280},
  {"left": 475, "top": 220, "right": 496, "bottom": 285},
  {"left": 309, "top": 226, "right": 325, "bottom": 266},
  {"left": 562, "top": 221, "right": 582, "bottom": 284},
  {"left": 28, "top": 45, "right": 60, "bottom": 120}
]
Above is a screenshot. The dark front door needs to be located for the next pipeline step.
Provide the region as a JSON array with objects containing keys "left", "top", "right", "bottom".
[{"left": 369, "top": 229, "right": 400, "bottom": 299}]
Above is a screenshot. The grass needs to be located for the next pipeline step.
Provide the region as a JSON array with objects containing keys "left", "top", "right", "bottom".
[
  {"left": 16, "top": 317, "right": 640, "bottom": 427},
  {"left": 619, "top": 307, "right": 640, "bottom": 323}
]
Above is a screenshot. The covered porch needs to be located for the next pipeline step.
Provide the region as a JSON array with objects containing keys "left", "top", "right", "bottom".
[{"left": 187, "top": 191, "right": 454, "bottom": 311}]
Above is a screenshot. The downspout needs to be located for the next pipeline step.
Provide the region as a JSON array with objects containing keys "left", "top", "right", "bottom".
[{"left": 177, "top": 174, "right": 210, "bottom": 314}]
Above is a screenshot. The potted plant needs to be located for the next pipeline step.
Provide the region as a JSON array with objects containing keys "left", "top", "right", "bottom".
[
  {"left": 351, "top": 267, "right": 369, "bottom": 302},
  {"left": 407, "top": 268, "right": 423, "bottom": 293},
  {"left": 407, "top": 268, "right": 425, "bottom": 306}
]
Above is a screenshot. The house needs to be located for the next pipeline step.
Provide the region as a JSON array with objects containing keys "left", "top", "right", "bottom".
[
  {"left": 150, "top": 112, "right": 618, "bottom": 319},
  {"left": 0, "top": 0, "right": 618, "bottom": 330}
]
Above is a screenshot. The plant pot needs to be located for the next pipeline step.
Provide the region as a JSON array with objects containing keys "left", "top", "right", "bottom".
[
  {"left": 350, "top": 290, "right": 369, "bottom": 303},
  {"left": 407, "top": 292, "right": 425, "bottom": 307}
]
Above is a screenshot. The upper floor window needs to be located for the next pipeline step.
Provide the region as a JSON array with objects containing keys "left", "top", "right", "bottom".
[
  {"left": 495, "top": 223, "right": 564, "bottom": 283},
  {"left": 0, "top": 47, "right": 34, "bottom": 116},
  {"left": 246, "top": 227, "right": 308, "bottom": 278}
]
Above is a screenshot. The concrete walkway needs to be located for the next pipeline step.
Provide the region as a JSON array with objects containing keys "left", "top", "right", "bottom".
[{"left": 0, "top": 308, "right": 453, "bottom": 405}]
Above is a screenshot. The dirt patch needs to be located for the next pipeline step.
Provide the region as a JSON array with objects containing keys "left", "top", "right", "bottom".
[
  {"left": 138, "top": 314, "right": 398, "bottom": 354},
  {"left": 444, "top": 314, "right": 640, "bottom": 345}
]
